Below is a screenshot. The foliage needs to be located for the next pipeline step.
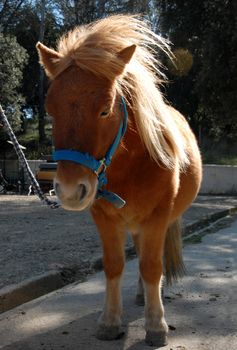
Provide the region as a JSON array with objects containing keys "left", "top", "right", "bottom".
[
  {"left": 0, "top": 33, "right": 28, "bottom": 132},
  {"left": 158, "top": 0, "right": 237, "bottom": 142},
  {"left": 0, "top": 0, "right": 236, "bottom": 161},
  {"left": 54, "top": 0, "right": 153, "bottom": 29},
  {"left": 0, "top": 0, "right": 26, "bottom": 32},
  {"left": 201, "top": 137, "right": 237, "bottom": 165},
  {"left": 8, "top": 3, "right": 61, "bottom": 110}
]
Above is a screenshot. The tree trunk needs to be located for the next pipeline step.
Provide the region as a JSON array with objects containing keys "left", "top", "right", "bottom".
[
  {"left": 38, "top": 0, "right": 46, "bottom": 143},
  {"left": 74, "top": 0, "right": 79, "bottom": 25},
  {"left": 97, "top": 0, "right": 106, "bottom": 18}
]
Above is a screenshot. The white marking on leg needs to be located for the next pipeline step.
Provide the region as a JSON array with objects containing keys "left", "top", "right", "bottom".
[
  {"left": 143, "top": 278, "right": 168, "bottom": 333},
  {"left": 99, "top": 275, "right": 123, "bottom": 327}
]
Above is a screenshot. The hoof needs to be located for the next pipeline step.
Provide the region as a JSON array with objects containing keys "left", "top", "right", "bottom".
[
  {"left": 96, "top": 324, "right": 125, "bottom": 341},
  {"left": 145, "top": 330, "right": 168, "bottom": 347},
  {"left": 135, "top": 293, "right": 145, "bottom": 306}
]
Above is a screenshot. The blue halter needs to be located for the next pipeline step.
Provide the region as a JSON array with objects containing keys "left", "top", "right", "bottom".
[{"left": 53, "top": 96, "right": 128, "bottom": 208}]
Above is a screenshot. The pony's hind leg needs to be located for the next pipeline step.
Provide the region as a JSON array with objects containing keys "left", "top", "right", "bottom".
[
  {"left": 91, "top": 209, "right": 126, "bottom": 340},
  {"left": 139, "top": 213, "right": 170, "bottom": 347},
  {"left": 136, "top": 275, "right": 145, "bottom": 306},
  {"left": 132, "top": 234, "right": 145, "bottom": 306}
]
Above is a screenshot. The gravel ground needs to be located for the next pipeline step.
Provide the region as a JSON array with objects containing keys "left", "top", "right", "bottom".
[
  {"left": 1, "top": 194, "right": 237, "bottom": 289},
  {"left": 0, "top": 196, "right": 101, "bottom": 289}
]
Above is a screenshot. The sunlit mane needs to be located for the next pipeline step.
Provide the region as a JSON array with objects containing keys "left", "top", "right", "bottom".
[{"left": 54, "top": 15, "right": 189, "bottom": 169}]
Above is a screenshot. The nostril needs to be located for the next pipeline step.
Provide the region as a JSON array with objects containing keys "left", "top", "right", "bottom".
[{"left": 78, "top": 184, "right": 87, "bottom": 201}]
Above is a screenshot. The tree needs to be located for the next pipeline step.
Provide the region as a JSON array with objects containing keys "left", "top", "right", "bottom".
[
  {"left": 194, "top": 0, "right": 237, "bottom": 139},
  {"left": 0, "top": 33, "right": 28, "bottom": 132},
  {"left": 38, "top": 0, "right": 47, "bottom": 143},
  {"left": 54, "top": 0, "right": 155, "bottom": 29},
  {"left": 0, "top": 0, "right": 160, "bottom": 146},
  {"left": 54, "top": 0, "right": 99, "bottom": 28},
  {"left": 0, "top": 0, "right": 25, "bottom": 32},
  {"left": 3, "top": 1, "right": 62, "bottom": 143},
  {"left": 157, "top": 0, "right": 237, "bottom": 141}
]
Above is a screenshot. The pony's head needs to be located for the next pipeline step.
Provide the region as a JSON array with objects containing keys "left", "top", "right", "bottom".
[
  {"left": 37, "top": 15, "right": 189, "bottom": 210},
  {"left": 36, "top": 38, "right": 135, "bottom": 211}
]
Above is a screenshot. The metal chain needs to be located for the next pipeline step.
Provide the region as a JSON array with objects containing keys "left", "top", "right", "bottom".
[{"left": 0, "top": 103, "right": 59, "bottom": 208}]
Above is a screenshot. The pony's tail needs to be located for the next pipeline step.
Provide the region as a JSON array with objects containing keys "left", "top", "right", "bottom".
[{"left": 164, "top": 218, "right": 185, "bottom": 285}]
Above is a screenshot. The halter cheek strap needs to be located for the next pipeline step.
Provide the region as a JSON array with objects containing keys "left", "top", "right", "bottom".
[{"left": 53, "top": 96, "right": 128, "bottom": 208}]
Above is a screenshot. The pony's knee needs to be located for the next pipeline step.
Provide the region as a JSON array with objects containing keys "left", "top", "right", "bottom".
[
  {"left": 140, "top": 258, "right": 163, "bottom": 284},
  {"left": 103, "top": 254, "right": 125, "bottom": 279}
]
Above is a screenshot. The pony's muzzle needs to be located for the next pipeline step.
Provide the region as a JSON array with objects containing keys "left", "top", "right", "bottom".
[
  {"left": 54, "top": 179, "right": 94, "bottom": 211},
  {"left": 55, "top": 182, "right": 87, "bottom": 200},
  {"left": 77, "top": 183, "right": 87, "bottom": 201}
]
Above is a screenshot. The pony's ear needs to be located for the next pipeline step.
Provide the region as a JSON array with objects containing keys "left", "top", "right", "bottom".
[
  {"left": 36, "top": 42, "right": 62, "bottom": 79},
  {"left": 117, "top": 44, "right": 136, "bottom": 65}
]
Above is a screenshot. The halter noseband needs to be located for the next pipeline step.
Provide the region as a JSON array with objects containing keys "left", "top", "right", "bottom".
[{"left": 53, "top": 96, "right": 128, "bottom": 208}]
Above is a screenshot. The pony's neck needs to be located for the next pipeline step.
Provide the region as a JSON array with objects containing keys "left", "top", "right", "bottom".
[{"left": 119, "top": 106, "right": 146, "bottom": 158}]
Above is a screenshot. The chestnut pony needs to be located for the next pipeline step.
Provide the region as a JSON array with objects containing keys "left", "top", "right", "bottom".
[{"left": 37, "top": 15, "right": 202, "bottom": 347}]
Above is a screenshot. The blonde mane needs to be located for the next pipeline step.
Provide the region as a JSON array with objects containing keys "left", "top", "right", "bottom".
[{"left": 54, "top": 15, "right": 189, "bottom": 169}]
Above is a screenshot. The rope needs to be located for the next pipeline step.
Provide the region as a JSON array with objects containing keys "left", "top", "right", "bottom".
[{"left": 0, "top": 103, "right": 59, "bottom": 208}]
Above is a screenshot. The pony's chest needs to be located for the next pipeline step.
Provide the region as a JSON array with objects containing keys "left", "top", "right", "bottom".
[{"left": 104, "top": 152, "right": 174, "bottom": 221}]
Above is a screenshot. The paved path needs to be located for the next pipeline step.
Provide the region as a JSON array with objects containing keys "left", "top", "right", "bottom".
[{"left": 0, "top": 215, "right": 237, "bottom": 349}]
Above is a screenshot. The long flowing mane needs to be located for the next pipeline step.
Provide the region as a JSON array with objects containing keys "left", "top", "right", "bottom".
[{"left": 53, "top": 15, "right": 189, "bottom": 169}]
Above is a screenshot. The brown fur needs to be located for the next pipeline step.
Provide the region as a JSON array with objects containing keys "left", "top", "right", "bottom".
[{"left": 36, "top": 15, "right": 202, "bottom": 346}]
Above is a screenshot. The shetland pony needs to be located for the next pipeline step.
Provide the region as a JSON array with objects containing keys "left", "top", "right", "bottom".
[{"left": 37, "top": 15, "right": 202, "bottom": 347}]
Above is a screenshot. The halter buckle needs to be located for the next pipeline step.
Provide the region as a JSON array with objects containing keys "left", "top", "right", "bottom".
[{"left": 94, "top": 158, "right": 107, "bottom": 176}]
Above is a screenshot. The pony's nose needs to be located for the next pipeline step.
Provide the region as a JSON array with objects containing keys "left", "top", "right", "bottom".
[
  {"left": 77, "top": 183, "right": 87, "bottom": 201},
  {"left": 54, "top": 181, "right": 88, "bottom": 203}
]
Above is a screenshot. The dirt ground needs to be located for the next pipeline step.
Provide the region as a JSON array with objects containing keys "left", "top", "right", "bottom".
[{"left": 0, "top": 195, "right": 102, "bottom": 289}]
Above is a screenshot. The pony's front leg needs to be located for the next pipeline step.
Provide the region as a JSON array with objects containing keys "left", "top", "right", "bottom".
[
  {"left": 91, "top": 209, "right": 125, "bottom": 340},
  {"left": 140, "top": 217, "right": 169, "bottom": 347}
]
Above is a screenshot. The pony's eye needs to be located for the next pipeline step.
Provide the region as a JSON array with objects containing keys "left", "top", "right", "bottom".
[{"left": 100, "top": 110, "right": 110, "bottom": 118}]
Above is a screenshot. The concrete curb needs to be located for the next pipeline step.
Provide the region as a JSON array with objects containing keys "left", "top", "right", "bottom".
[
  {"left": 0, "top": 270, "right": 64, "bottom": 314},
  {"left": 183, "top": 206, "right": 237, "bottom": 237},
  {"left": 1, "top": 205, "right": 237, "bottom": 315}
]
